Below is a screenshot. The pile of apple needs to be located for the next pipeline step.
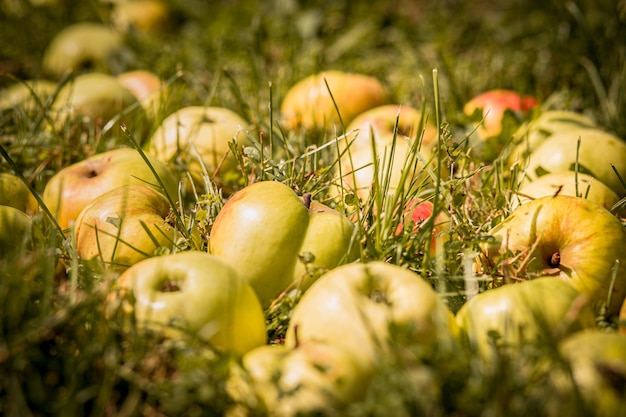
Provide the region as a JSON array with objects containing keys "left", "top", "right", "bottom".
[{"left": 3, "top": 16, "right": 626, "bottom": 414}]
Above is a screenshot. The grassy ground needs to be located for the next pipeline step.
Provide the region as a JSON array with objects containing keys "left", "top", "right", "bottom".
[{"left": 1, "top": 0, "right": 626, "bottom": 415}]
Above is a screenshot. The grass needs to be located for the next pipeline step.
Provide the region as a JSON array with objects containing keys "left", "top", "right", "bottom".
[{"left": 1, "top": 0, "right": 626, "bottom": 415}]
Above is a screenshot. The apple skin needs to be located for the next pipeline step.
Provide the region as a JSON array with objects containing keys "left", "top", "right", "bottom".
[
  {"left": 556, "top": 330, "right": 626, "bottom": 417},
  {"left": 513, "top": 171, "right": 620, "bottom": 210},
  {"left": 146, "top": 106, "right": 251, "bottom": 187},
  {"left": 42, "top": 147, "right": 178, "bottom": 231},
  {"left": 280, "top": 70, "right": 389, "bottom": 132},
  {"left": 0, "top": 205, "right": 33, "bottom": 261},
  {"left": 0, "top": 173, "right": 38, "bottom": 216},
  {"left": 0, "top": 79, "right": 57, "bottom": 112},
  {"left": 74, "top": 184, "right": 176, "bottom": 271},
  {"left": 463, "top": 89, "right": 538, "bottom": 162},
  {"left": 42, "top": 22, "right": 125, "bottom": 79},
  {"left": 395, "top": 198, "right": 450, "bottom": 256},
  {"left": 110, "top": 0, "right": 172, "bottom": 35},
  {"left": 284, "top": 261, "right": 459, "bottom": 370},
  {"left": 208, "top": 181, "right": 359, "bottom": 308},
  {"left": 476, "top": 195, "right": 626, "bottom": 316},
  {"left": 116, "top": 250, "right": 266, "bottom": 355},
  {"left": 522, "top": 127, "right": 626, "bottom": 197},
  {"left": 236, "top": 341, "right": 371, "bottom": 417},
  {"left": 50, "top": 72, "right": 148, "bottom": 145},
  {"left": 455, "top": 277, "right": 596, "bottom": 360}
]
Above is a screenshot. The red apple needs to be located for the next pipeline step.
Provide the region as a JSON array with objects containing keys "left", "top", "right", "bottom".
[{"left": 395, "top": 198, "right": 450, "bottom": 256}]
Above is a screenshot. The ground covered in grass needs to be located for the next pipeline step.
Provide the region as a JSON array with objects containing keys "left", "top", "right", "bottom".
[{"left": 1, "top": 0, "right": 626, "bottom": 416}]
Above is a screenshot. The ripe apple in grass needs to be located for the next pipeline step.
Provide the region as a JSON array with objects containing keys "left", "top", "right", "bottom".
[
  {"left": 110, "top": 0, "right": 173, "bottom": 35},
  {"left": 117, "top": 69, "right": 170, "bottom": 122},
  {"left": 234, "top": 341, "right": 371, "bottom": 417},
  {"left": 42, "top": 22, "right": 126, "bottom": 79},
  {"left": 42, "top": 147, "right": 178, "bottom": 231},
  {"left": 521, "top": 127, "right": 626, "bottom": 197},
  {"left": 463, "top": 88, "right": 539, "bottom": 162},
  {"left": 115, "top": 250, "right": 266, "bottom": 355},
  {"left": 513, "top": 171, "right": 620, "bottom": 210},
  {"left": 208, "top": 180, "right": 359, "bottom": 308},
  {"left": 476, "top": 195, "right": 626, "bottom": 316},
  {"left": 455, "top": 277, "right": 596, "bottom": 360},
  {"left": 74, "top": 184, "right": 176, "bottom": 271},
  {"left": 395, "top": 198, "right": 451, "bottom": 256},
  {"left": 146, "top": 106, "right": 251, "bottom": 189},
  {"left": 0, "top": 79, "right": 57, "bottom": 112},
  {"left": 284, "top": 261, "right": 459, "bottom": 370},
  {"left": 0, "top": 205, "right": 33, "bottom": 261},
  {"left": 0, "top": 172, "right": 38, "bottom": 216},
  {"left": 280, "top": 70, "right": 389, "bottom": 133}
]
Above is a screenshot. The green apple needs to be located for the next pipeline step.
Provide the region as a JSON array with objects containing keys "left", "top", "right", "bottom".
[
  {"left": 208, "top": 180, "right": 359, "bottom": 308},
  {"left": 284, "top": 261, "right": 459, "bottom": 370},
  {"left": 455, "top": 277, "right": 596, "bottom": 360},
  {"left": 280, "top": 70, "right": 389, "bottom": 133},
  {"left": 513, "top": 171, "right": 620, "bottom": 210},
  {"left": 477, "top": 195, "right": 626, "bottom": 315},
  {"left": 522, "top": 127, "right": 626, "bottom": 197},
  {"left": 0, "top": 172, "right": 38, "bottom": 216},
  {"left": 557, "top": 330, "right": 626, "bottom": 417},
  {"left": 146, "top": 105, "right": 251, "bottom": 188},
  {"left": 463, "top": 89, "right": 538, "bottom": 162},
  {"left": 505, "top": 109, "right": 598, "bottom": 167},
  {"left": 0, "top": 79, "right": 57, "bottom": 112},
  {"left": 237, "top": 341, "right": 371, "bottom": 417},
  {"left": 116, "top": 250, "right": 266, "bottom": 355},
  {"left": 42, "top": 22, "right": 125, "bottom": 79},
  {"left": 42, "top": 147, "right": 178, "bottom": 231},
  {"left": 0, "top": 205, "right": 33, "bottom": 261},
  {"left": 50, "top": 72, "right": 148, "bottom": 145},
  {"left": 74, "top": 184, "right": 176, "bottom": 271}
]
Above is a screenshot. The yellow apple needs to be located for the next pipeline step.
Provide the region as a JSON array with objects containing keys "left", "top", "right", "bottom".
[
  {"left": 284, "top": 261, "right": 459, "bottom": 370},
  {"left": 116, "top": 69, "right": 170, "bottom": 122},
  {"left": 0, "top": 205, "right": 33, "bottom": 261},
  {"left": 477, "top": 195, "right": 626, "bottom": 315},
  {"left": 280, "top": 70, "right": 389, "bottom": 132},
  {"left": 0, "top": 79, "right": 57, "bottom": 112},
  {"left": 208, "top": 180, "right": 359, "bottom": 308},
  {"left": 74, "top": 184, "right": 176, "bottom": 271},
  {"left": 0, "top": 172, "right": 38, "bottom": 216},
  {"left": 42, "top": 147, "right": 178, "bottom": 231},
  {"left": 110, "top": 0, "right": 172, "bottom": 35},
  {"left": 116, "top": 250, "right": 267, "bottom": 355}
]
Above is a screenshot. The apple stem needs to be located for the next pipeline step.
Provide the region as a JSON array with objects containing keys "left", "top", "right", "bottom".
[
  {"left": 549, "top": 252, "right": 560, "bottom": 268},
  {"left": 303, "top": 193, "right": 312, "bottom": 209},
  {"left": 293, "top": 324, "right": 301, "bottom": 348}
]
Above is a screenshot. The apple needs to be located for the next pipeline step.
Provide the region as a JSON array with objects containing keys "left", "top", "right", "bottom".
[
  {"left": 146, "top": 105, "right": 251, "bottom": 188},
  {"left": 505, "top": 109, "right": 598, "bottom": 167},
  {"left": 41, "top": 22, "right": 125, "bottom": 79},
  {"left": 513, "top": 171, "right": 620, "bottom": 210},
  {"left": 74, "top": 183, "right": 176, "bottom": 271},
  {"left": 0, "top": 172, "right": 38, "bottom": 216},
  {"left": 280, "top": 70, "right": 389, "bottom": 133},
  {"left": 556, "top": 330, "right": 626, "bottom": 417},
  {"left": 235, "top": 341, "right": 371, "bottom": 417},
  {"left": 42, "top": 147, "right": 178, "bottom": 231},
  {"left": 521, "top": 127, "right": 626, "bottom": 197},
  {"left": 50, "top": 72, "right": 149, "bottom": 145},
  {"left": 455, "top": 277, "right": 596, "bottom": 360},
  {"left": 476, "top": 195, "right": 626, "bottom": 316},
  {"left": 284, "top": 261, "right": 459, "bottom": 370},
  {"left": 0, "top": 205, "right": 33, "bottom": 261},
  {"left": 110, "top": 0, "right": 172, "bottom": 35},
  {"left": 395, "top": 197, "right": 450, "bottom": 256},
  {"left": 208, "top": 181, "right": 358, "bottom": 308},
  {"left": 463, "top": 88, "right": 538, "bottom": 162},
  {"left": 116, "top": 69, "right": 170, "bottom": 122},
  {"left": 0, "top": 79, "right": 57, "bottom": 112},
  {"left": 115, "top": 250, "right": 266, "bottom": 355}
]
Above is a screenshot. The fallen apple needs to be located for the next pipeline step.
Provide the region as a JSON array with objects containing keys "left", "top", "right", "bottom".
[
  {"left": 50, "top": 72, "right": 149, "bottom": 145},
  {"left": 110, "top": 0, "right": 173, "bottom": 35},
  {"left": 237, "top": 341, "right": 371, "bottom": 417},
  {"left": 463, "top": 88, "right": 538, "bottom": 162},
  {"left": 208, "top": 180, "right": 359, "bottom": 308},
  {"left": 477, "top": 195, "right": 626, "bottom": 315},
  {"left": 116, "top": 69, "right": 170, "bottom": 122},
  {"left": 0, "top": 172, "right": 38, "bottom": 216},
  {"left": 42, "top": 147, "right": 179, "bottom": 231},
  {"left": 280, "top": 70, "right": 389, "bottom": 133},
  {"left": 74, "top": 184, "right": 176, "bottom": 271},
  {"left": 42, "top": 22, "right": 126, "bottom": 79},
  {"left": 116, "top": 250, "right": 266, "bottom": 355},
  {"left": 395, "top": 197, "right": 451, "bottom": 256},
  {"left": 0, "top": 204, "right": 33, "bottom": 261},
  {"left": 0, "top": 79, "right": 57, "bottom": 112},
  {"left": 513, "top": 171, "right": 620, "bottom": 210},
  {"left": 146, "top": 105, "right": 251, "bottom": 188},
  {"left": 284, "top": 261, "right": 459, "bottom": 370},
  {"left": 522, "top": 127, "right": 626, "bottom": 197},
  {"left": 455, "top": 277, "right": 596, "bottom": 360}
]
